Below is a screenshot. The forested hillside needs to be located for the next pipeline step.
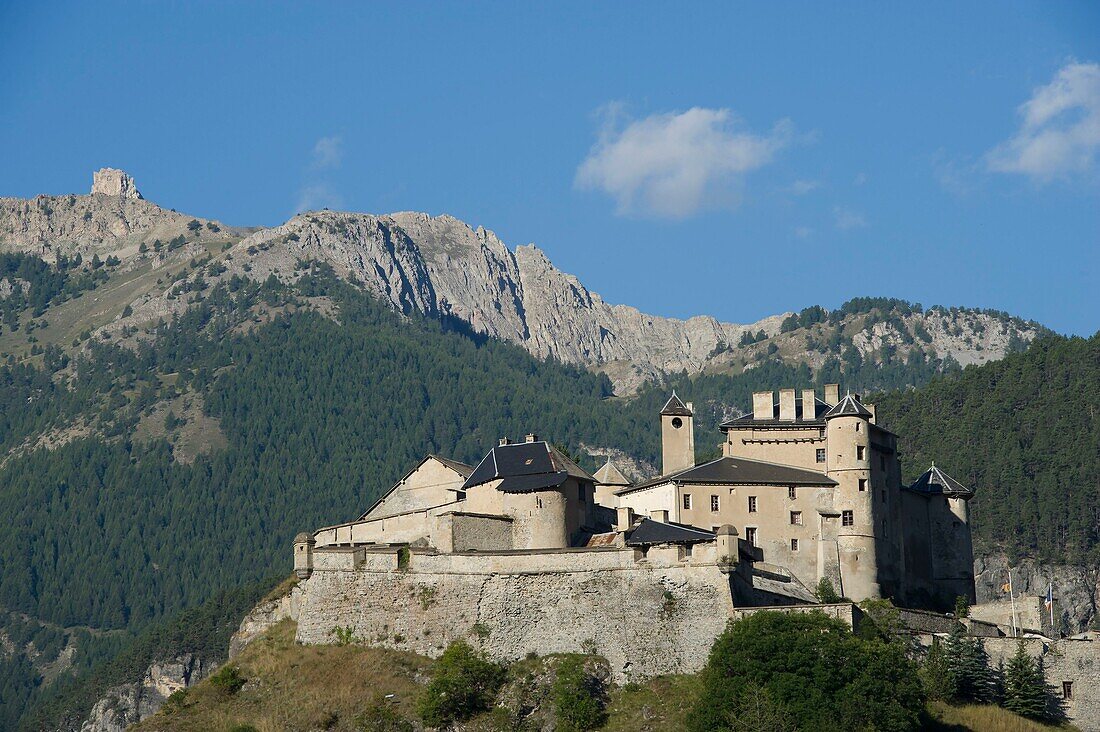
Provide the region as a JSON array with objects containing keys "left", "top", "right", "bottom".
[
  {"left": 0, "top": 251, "right": 1092, "bottom": 729},
  {"left": 875, "top": 333, "right": 1100, "bottom": 564}
]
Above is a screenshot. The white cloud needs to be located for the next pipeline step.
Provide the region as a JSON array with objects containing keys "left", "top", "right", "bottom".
[
  {"left": 833, "top": 206, "right": 867, "bottom": 230},
  {"left": 794, "top": 226, "right": 813, "bottom": 239},
  {"left": 575, "top": 106, "right": 794, "bottom": 218},
  {"left": 787, "top": 179, "right": 819, "bottom": 195},
  {"left": 311, "top": 135, "right": 343, "bottom": 170},
  {"left": 295, "top": 184, "right": 344, "bottom": 213},
  {"left": 987, "top": 61, "right": 1100, "bottom": 180}
]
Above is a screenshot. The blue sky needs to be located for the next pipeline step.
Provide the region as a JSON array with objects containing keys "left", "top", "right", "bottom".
[{"left": 1, "top": 2, "right": 1098, "bottom": 335}]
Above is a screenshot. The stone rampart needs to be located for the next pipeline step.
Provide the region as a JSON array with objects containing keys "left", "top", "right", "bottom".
[
  {"left": 296, "top": 546, "right": 735, "bottom": 682},
  {"left": 983, "top": 637, "right": 1100, "bottom": 731}
]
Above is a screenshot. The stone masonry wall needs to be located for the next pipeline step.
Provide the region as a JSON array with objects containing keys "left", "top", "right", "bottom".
[
  {"left": 983, "top": 637, "right": 1100, "bottom": 732},
  {"left": 295, "top": 547, "right": 735, "bottom": 682}
]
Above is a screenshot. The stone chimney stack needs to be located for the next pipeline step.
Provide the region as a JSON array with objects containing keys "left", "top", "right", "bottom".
[
  {"left": 616, "top": 506, "right": 635, "bottom": 532},
  {"left": 779, "top": 389, "right": 797, "bottom": 421},
  {"left": 865, "top": 404, "right": 876, "bottom": 424},
  {"left": 91, "top": 168, "right": 142, "bottom": 199},
  {"left": 499, "top": 437, "right": 511, "bottom": 446},
  {"left": 801, "top": 389, "right": 817, "bottom": 420},
  {"left": 752, "top": 391, "right": 773, "bottom": 420},
  {"left": 524, "top": 433, "right": 539, "bottom": 443},
  {"left": 824, "top": 383, "right": 840, "bottom": 405},
  {"left": 650, "top": 509, "right": 669, "bottom": 523}
]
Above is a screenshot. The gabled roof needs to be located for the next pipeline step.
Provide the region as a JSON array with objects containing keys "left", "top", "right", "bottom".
[
  {"left": 593, "top": 458, "right": 632, "bottom": 487},
  {"left": 719, "top": 395, "right": 830, "bottom": 428},
  {"left": 907, "top": 464, "right": 974, "bottom": 498},
  {"left": 823, "top": 393, "right": 873, "bottom": 419},
  {"left": 359, "top": 454, "right": 473, "bottom": 519},
  {"left": 625, "top": 517, "right": 715, "bottom": 546},
  {"left": 461, "top": 440, "right": 594, "bottom": 493},
  {"left": 660, "top": 392, "right": 693, "bottom": 417},
  {"left": 619, "top": 456, "right": 836, "bottom": 495}
]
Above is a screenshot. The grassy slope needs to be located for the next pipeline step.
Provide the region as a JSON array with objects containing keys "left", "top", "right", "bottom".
[{"left": 135, "top": 621, "right": 1072, "bottom": 732}]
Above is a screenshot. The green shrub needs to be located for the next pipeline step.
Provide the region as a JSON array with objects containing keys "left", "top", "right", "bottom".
[
  {"left": 356, "top": 695, "right": 414, "bottom": 732},
  {"left": 815, "top": 577, "right": 841, "bottom": 603},
  {"left": 208, "top": 665, "right": 246, "bottom": 695},
  {"left": 552, "top": 656, "right": 607, "bottom": 732},
  {"left": 687, "top": 611, "right": 924, "bottom": 732},
  {"left": 417, "top": 641, "right": 505, "bottom": 727}
]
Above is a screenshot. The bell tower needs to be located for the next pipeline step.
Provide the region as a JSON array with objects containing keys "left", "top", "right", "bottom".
[{"left": 660, "top": 393, "right": 695, "bottom": 476}]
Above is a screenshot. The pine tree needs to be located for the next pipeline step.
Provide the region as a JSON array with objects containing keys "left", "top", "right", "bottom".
[
  {"left": 1003, "top": 641, "right": 1048, "bottom": 721},
  {"left": 943, "top": 627, "right": 996, "bottom": 704},
  {"left": 919, "top": 637, "right": 956, "bottom": 701}
]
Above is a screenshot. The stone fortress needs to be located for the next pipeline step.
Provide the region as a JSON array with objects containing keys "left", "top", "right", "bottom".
[{"left": 289, "top": 384, "right": 1099, "bottom": 728}]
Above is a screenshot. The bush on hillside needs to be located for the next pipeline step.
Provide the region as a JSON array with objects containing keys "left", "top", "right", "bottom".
[
  {"left": 687, "top": 611, "right": 924, "bottom": 732},
  {"left": 552, "top": 655, "right": 607, "bottom": 732},
  {"left": 417, "top": 641, "right": 505, "bottom": 727}
]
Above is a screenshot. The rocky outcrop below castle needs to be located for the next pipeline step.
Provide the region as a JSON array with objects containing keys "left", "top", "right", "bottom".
[{"left": 79, "top": 653, "right": 214, "bottom": 732}]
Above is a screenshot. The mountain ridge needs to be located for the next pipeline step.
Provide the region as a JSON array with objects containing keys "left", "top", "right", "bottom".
[{"left": 0, "top": 172, "right": 1047, "bottom": 393}]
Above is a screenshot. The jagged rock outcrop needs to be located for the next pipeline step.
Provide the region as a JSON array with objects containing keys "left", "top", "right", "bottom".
[
  {"left": 228, "top": 583, "right": 303, "bottom": 659},
  {"left": 80, "top": 654, "right": 214, "bottom": 732},
  {"left": 90, "top": 168, "right": 142, "bottom": 200},
  {"left": 0, "top": 170, "right": 240, "bottom": 260},
  {"left": 975, "top": 553, "right": 1099, "bottom": 634},
  {"left": 223, "top": 210, "right": 785, "bottom": 391}
]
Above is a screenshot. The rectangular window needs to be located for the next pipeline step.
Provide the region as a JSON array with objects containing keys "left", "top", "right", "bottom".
[
  {"left": 748, "top": 496, "right": 757, "bottom": 513},
  {"left": 791, "top": 538, "right": 799, "bottom": 551},
  {"left": 816, "top": 448, "right": 826, "bottom": 463},
  {"left": 881, "top": 489, "right": 886, "bottom": 503},
  {"left": 710, "top": 494, "right": 720, "bottom": 512},
  {"left": 1063, "top": 681, "right": 1073, "bottom": 699},
  {"left": 788, "top": 486, "right": 797, "bottom": 500},
  {"left": 880, "top": 455, "right": 886, "bottom": 470},
  {"left": 746, "top": 527, "right": 757, "bottom": 546},
  {"left": 859, "top": 479, "right": 867, "bottom": 492},
  {"left": 790, "top": 511, "right": 802, "bottom": 526},
  {"left": 842, "top": 510, "right": 854, "bottom": 527},
  {"left": 683, "top": 494, "right": 692, "bottom": 510},
  {"left": 857, "top": 446, "right": 865, "bottom": 460}
]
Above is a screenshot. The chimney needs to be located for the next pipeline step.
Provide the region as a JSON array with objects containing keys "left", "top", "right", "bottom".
[
  {"left": 685, "top": 402, "right": 693, "bottom": 413},
  {"left": 865, "top": 403, "right": 876, "bottom": 424},
  {"left": 524, "top": 433, "right": 539, "bottom": 443},
  {"left": 499, "top": 437, "right": 511, "bottom": 446},
  {"left": 801, "top": 389, "right": 816, "bottom": 420},
  {"left": 752, "top": 391, "right": 773, "bottom": 420},
  {"left": 650, "top": 509, "right": 669, "bottom": 523},
  {"left": 824, "top": 383, "right": 840, "bottom": 405},
  {"left": 779, "top": 389, "right": 796, "bottom": 421},
  {"left": 616, "top": 506, "right": 635, "bottom": 532}
]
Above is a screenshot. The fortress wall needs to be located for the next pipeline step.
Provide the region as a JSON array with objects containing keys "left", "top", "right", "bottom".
[
  {"left": 295, "top": 559, "right": 736, "bottom": 682},
  {"left": 982, "top": 637, "right": 1100, "bottom": 732}
]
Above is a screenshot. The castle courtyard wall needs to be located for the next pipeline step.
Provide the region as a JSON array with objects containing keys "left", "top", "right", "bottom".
[{"left": 295, "top": 546, "right": 735, "bottom": 682}]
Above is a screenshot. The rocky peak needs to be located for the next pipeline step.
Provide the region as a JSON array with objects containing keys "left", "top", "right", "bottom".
[{"left": 91, "top": 168, "right": 142, "bottom": 199}]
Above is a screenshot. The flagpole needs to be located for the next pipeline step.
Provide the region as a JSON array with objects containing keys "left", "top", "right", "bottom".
[
  {"left": 1009, "top": 569, "right": 1018, "bottom": 638},
  {"left": 1049, "top": 582, "right": 1054, "bottom": 630}
]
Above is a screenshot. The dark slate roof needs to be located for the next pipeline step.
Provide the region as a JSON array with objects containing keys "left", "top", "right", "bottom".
[
  {"left": 461, "top": 441, "right": 593, "bottom": 493},
  {"left": 625, "top": 517, "right": 715, "bottom": 546},
  {"left": 660, "top": 392, "right": 694, "bottom": 417},
  {"left": 719, "top": 396, "right": 830, "bottom": 428},
  {"left": 823, "top": 393, "right": 873, "bottom": 419},
  {"left": 620, "top": 456, "right": 836, "bottom": 494},
  {"left": 907, "top": 464, "right": 974, "bottom": 498}
]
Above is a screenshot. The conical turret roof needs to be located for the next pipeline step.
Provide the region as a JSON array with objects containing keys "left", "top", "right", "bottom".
[
  {"left": 660, "top": 392, "right": 693, "bottom": 417},
  {"left": 823, "top": 393, "right": 873, "bottom": 419},
  {"left": 593, "top": 458, "right": 632, "bottom": 487},
  {"left": 908, "top": 464, "right": 974, "bottom": 498}
]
